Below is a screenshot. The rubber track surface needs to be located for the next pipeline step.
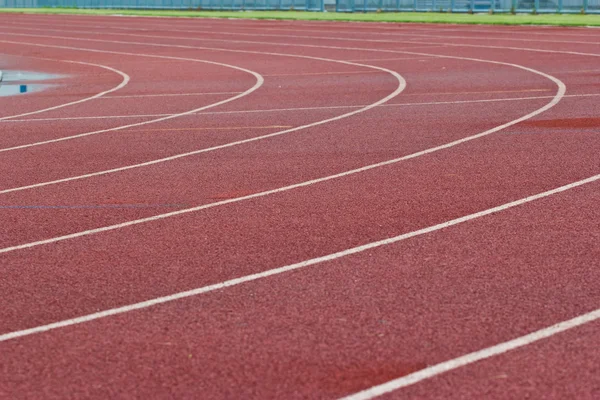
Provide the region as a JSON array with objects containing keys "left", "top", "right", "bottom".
[{"left": 0, "top": 14, "right": 599, "bottom": 399}]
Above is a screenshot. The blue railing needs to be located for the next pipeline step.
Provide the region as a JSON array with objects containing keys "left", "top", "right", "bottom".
[
  {"left": 0, "top": 0, "right": 598, "bottom": 13},
  {"left": 337, "top": 0, "right": 600, "bottom": 12},
  {"left": 0, "top": 0, "right": 324, "bottom": 10}
]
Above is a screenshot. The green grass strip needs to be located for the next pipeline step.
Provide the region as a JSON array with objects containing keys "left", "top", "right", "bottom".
[{"left": 1, "top": 8, "right": 600, "bottom": 26}]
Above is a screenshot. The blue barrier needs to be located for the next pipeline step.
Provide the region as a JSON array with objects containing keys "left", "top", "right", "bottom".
[
  {"left": 0, "top": 0, "right": 323, "bottom": 10},
  {"left": 336, "top": 0, "right": 600, "bottom": 11},
  {"left": 0, "top": 0, "right": 597, "bottom": 13}
]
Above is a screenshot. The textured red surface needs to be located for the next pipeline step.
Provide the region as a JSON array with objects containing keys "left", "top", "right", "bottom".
[{"left": 0, "top": 14, "right": 599, "bottom": 399}]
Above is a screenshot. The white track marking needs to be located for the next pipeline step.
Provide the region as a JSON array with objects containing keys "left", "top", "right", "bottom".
[
  {"left": 272, "top": 22, "right": 600, "bottom": 39},
  {"left": 10, "top": 16, "right": 600, "bottom": 39},
  {"left": 0, "top": 93, "right": 565, "bottom": 195},
  {"left": 5, "top": 20, "right": 600, "bottom": 47},
  {"left": 4, "top": 26, "right": 599, "bottom": 70},
  {"left": 219, "top": 24, "right": 600, "bottom": 46},
  {"left": 264, "top": 70, "right": 380, "bottom": 77},
  {"left": 1, "top": 172, "right": 597, "bottom": 343},
  {"left": 191, "top": 24, "right": 600, "bottom": 46},
  {"left": 4, "top": 22, "right": 599, "bottom": 58},
  {"left": 125, "top": 125, "right": 292, "bottom": 132},
  {"left": 0, "top": 72, "right": 405, "bottom": 194},
  {"left": 286, "top": 22, "right": 600, "bottom": 38},
  {"left": 345, "top": 57, "right": 426, "bottom": 62},
  {"left": 0, "top": 94, "right": 554, "bottom": 123},
  {"left": 8, "top": 91, "right": 598, "bottom": 124},
  {"left": 403, "top": 39, "right": 600, "bottom": 59},
  {"left": 0, "top": 34, "right": 416, "bottom": 152},
  {"left": 0, "top": 56, "right": 129, "bottom": 121},
  {"left": 295, "top": 26, "right": 600, "bottom": 46},
  {"left": 407, "top": 88, "right": 551, "bottom": 95},
  {"left": 3, "top": 114, "right": 170, "bottom": 122},
  {"left": 102, "top": 91, "right": 241, "bottom": 98},
  {"left": 7, "top": 24, "right": 441, "bottom": 55},
  {"left": 0, "top": 62, "right": 563, "bottom": 249},
  {"left": 0, "top": 36, "right": 565, "bottom": 198},
  {"left": 0, "top": 40, "right": 264, "bottom": 153},
  {"left": 341, "top": 306, "right": 600, "bottom": 399}
]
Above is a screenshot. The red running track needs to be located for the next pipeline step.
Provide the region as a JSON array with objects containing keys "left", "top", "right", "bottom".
[{"left": 0, "top": 13, "right": 599, "bottom": 399}]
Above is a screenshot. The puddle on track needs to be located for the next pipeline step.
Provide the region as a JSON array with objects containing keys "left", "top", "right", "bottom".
[{"left": 0, "top": 69, "right": 65, "bottom": 97}]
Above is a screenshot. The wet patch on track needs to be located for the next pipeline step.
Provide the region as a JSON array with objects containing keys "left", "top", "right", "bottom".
[{"left": 0, "top": 69, "right": 65, "bottom": 97}]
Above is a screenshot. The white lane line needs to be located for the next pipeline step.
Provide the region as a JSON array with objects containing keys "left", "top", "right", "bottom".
[
  {"left": 407, "top": 88, "right": 551, "bottom": 96},
  {"left": 5, "top": 24, "right": 435, "bottom": 56},
  {"left": 275, "top": 22, "right": 600, "bottom": 38},
  {"left": 5, "top": 92, "right": 599, "bottom": 124},
  {"left": 0, "top": 36, "right": 408, "bottom": 179},
  {"left": 284, "top": 23, "right": 600, "bottom": 39},
  {"left": 337, "top": 29, "right": 600, "bottom": 46},
  {"left": 0, "top": 37, "right": 565, "bottom": 199},
  {"left": 0, "top": 69, "right": 406, "bottom": 194},
  {"left": 402, "top": 39, "right": 600, "bottom": 59},
  {"left": 3, "top": 114, "right": 169, "bottom": 122},
  {"left": 0, "top": 57, "right": 563, "bottom": 249},
  {"left": 5, "top": 22, "right": 598, "bottom": 58},
  {"left": 0, "top": 56, "right": 129, "bottom": 122},
  {"left": 1, "top": 172, "right": 597, "bottom": 343},
  {"left": 6, "top": 20, "right": 600, "bottom": 48},
  {"left": 155, "top": 25, "right": 600, "bottom": 61},
  {"left": 251, "top": 24, "right": 600, "bottom": 46},
  {"left": 193, "top": 24, "right": 600, "bottom": 47},
  {"left": 0, "top": 95, "right": 547, "bottom": 123},
  {"left": 345, "top": 57, "right": 426, "bottom": 62},
  {"left": 0, "top": 40, "right": 264, "bottom": 153},
  {"left": 0, "top": 31, "right": 419, "bottom": 152},
  {"left": 5, "top": 25, "right": 599, "bottom": 69},
  {"left": 264, "top": 70, "right": 380, "bottom": 77},
  {"left": 341, "top": 303, "right": 600, "bottom": 399},
  {"left": 144, "top": 19, "right": 600, "bottom": 39},
  {"left": 102, "top": 91, "right": 241, "bottom": 98},
  {"left": 159, "top": 30, "right": 600, "bottom": 66},
  {"left": 403, "top": 26, "right": 600, "bottom": 39},
  {"left": 0, "top": 97, "right": 564, "bottom": 195},
  {"left": 6, "top": 14, "right": 598, "bottom": 40}
]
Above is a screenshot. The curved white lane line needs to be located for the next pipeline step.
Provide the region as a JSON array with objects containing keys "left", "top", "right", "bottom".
[
  {"left": 3, "top": 27, "right": 599, "bottom": 67},
  {"left": 247, "top": 24, "right": 600, "bottom": 46},
  {"left": 6, "top": 19, "right": 600, "bottom": 44},
  {"left": 268, "top": 22, "right": 600, "bottom": 39},
  {"left": 0, "top": 50, "right": 564, "bottom": 250},
  {"left": 0, "top": 41, "right": 264, "bottom": 153},
  {"left": 0, "top": 33, "right": 563, "bottom": 195},
  {"left": 5, "top": 92, "right": 600, "bottom": 124},
  {"left": 8, "top": 12, "right": 600, "bottom": 41},
  {"left": 126, "top": 31, "right": 600, "bottom": 59},
  {"left": 0, "top": 67, "right": 404, "bottom": 194},
  {"left": 3, "top": 22, "right": 600, "bottom": 52},
  {"left": 0, "top": 38, "right": 407, "bottom": 188},
  {"left": 0, "top": 56, "right": 130, "bottom": 122},
  {"left": 1, "top": 173, "right": 597, "bottom": 343}
]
